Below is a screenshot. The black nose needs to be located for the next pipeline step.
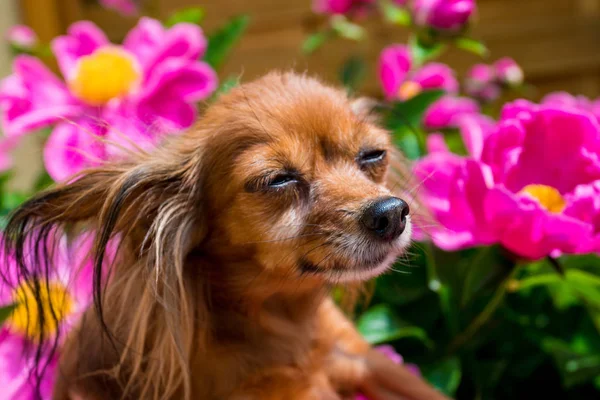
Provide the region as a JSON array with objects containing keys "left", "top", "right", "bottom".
[{"left": 360, "top": 197, "right": 409, "bottom": 241}]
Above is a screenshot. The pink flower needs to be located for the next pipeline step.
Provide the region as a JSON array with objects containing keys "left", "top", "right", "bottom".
[
  {"left": 0, "top": 233, "right": 95, "bottom": 399},
  {"left": 379, "top": 44, "right": 458, "bottom": 101},
  {"left": 99, "top": 0, "right": 138, "bottom": 16},
  {"left": 422, "top": 96, "right": 480, "bottom": 129},
  {"left": 355, "top": 345, "right": 420, "bottom": 400},
  {"left": 494, "top": 57, "right": 523, "bottom": 87},
  {"left": 412, "top": 0, "right": 476, "bottom": 31},
  {"left": 415, "top": 102, "right": 600, "bottom": 259},
  {"left": 312, "top": 0, "right": 375, "bottom": 15},
  {"left": 6, "top": 25, "right": 38, "bottom": 51},
  {"left": 0, "top": 18, "right": 218, "bottom": 182},
  {"left": 542, "top": 92, "right": 600, "bottom": 122},
  {"left": 464, "top": 64, "right": 501, "bottom": 103}
]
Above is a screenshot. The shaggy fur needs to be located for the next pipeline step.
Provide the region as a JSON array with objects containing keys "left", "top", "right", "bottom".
[{"left": 2, "top": 72, "right": 447, "bottom": 400}]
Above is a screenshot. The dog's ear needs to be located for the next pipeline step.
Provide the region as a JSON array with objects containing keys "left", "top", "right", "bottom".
[
  {"left": 1, "top": 139, "right": 208, "bottom": 398},
  {"left": 2, "top": 138, "right": 206, "bottom": 332}
]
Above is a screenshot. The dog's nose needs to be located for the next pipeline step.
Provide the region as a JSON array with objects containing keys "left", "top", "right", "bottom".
[{"left": 360, "top": 197, "right": 409, "bottom": 241}]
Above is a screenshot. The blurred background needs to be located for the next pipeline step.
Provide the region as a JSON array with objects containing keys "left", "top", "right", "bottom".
[{"left": 2, "top": 0, "right": 600, "bottom": 191}]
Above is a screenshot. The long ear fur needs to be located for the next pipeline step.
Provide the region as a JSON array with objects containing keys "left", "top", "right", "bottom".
[{"left": 1, "top": 142, "right": 206, "bottom": 399}]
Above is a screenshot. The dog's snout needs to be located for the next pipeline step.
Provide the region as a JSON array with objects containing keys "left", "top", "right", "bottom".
[{"left": 360, "top": 197, "right": 409, "bottom": 241}]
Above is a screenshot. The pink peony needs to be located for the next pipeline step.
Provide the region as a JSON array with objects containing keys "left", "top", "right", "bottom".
[
  {"left": 415, "top": 101, "right": 600, "bottom": 259},
  {"left": 541, "top": 92, "right": 600, "bottom": 123},
  {"left": 0, "top": 233, "right": 95, "bottom": 399},
  {"left": 355, "top": 345, "right": 420, "bottom": 400},
  {"left": 312, "top": 0, "right": 375, "bottom": 15},
  {"left": 422, "top": 95, "right": 480, "bottom": 129},
  {"left": 0, "top": 18, "right": 218, "bottom": 182},
  {"left": 99, "top": 0, "right": 138, "bottom": 16},
  {"left": 464, "top": 64, "right": 501, "bottom": 103},
  {"left": 412, "top": 0, "right": 475, "bottom": 31},
  {"left": 494, "top": 57, "right": 524, "bottom": 87},
  {"left": 6, "top": 25, "right": 38, "bottom": 51},
  {"left": 379, "top": 45, "right": 458, "bottom": 101}
]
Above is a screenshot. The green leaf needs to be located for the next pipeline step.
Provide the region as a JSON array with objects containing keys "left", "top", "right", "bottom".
[
  {"left": 542, "top": 336, "right": 600, "bottom": 387},
  {"left": 302, "top": 32, "right": 329, "bottom": 54},
  {"left": 1, "top": 192, "right": 29, "bottom": 212},
  {"left": 339, "top": 56, "right": 366, "bottom": 94},
  {"left": 0, "top": 303, "right": 16, "bottom": 325},
  {"left": 422, "top": 357, "right": 462, "bottom": 397},
  {"left": 455, "top": 37, "right": 489, "bottom": 58},
  {"left": 409, "top": 35, "right": 446, "bottom": 66},
  {"left": 330, "top": 15, "right": 365, "bottom": 41},
  {"left": 205, "top": 15, "right": 250, "bottom": 69},
  {"left": 165, "top": 7, "right": 205, "bottom": 27},
  {"left": 393, "top": 127, "right": 421, "bottom": 160},
  {"left": 357, "top": 304, "right": 431, "bottom": 346},
  {"left": 380, "top": 1, "right": 411, "bottom": 26}
]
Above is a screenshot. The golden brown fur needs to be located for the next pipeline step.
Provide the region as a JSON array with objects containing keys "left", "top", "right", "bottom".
[{"left": 3, "top": 72, "right": 447, "bottom": 400}]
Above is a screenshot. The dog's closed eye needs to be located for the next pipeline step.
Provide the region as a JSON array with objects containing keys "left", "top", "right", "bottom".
[
  {"left": 268, "top": 173, "right": 299, "bottom": 188},
  {"left": 357, "top": 149, "right": 386, "bottom": 166}
]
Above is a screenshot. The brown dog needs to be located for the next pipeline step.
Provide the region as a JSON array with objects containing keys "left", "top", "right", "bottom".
[{"left": 4, "top": 72, "right": 447, "bottom": 400}]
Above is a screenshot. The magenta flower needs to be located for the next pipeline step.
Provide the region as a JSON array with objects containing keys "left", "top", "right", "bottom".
[
  {"left": 494, "top": 57, "right": 524, "bottom": 87},
  {"left": 0, "top": 233, "right": 95, "bottom": 399},
  {"left": 6, "top": 25, "right": 38, "bottom": 51},
  {"left": 99, "top": 0, "right": 138, "bottom": 16},
  {"left": 464, "top": 64, "right": 501, "bottom": 103},
  {"left": 412, "top": 0, "right": 476, "bottom": 32},
  {"left": 379, "top": 44, "right": 458, "bottom": 101},
  {"left": 0, "top": 18, "right": 217, "bottom": 182},
  {"left": 542, "top": 92, "right": 600, "bottom": 123},
  {"left": 415, "top": 101, "right": 600, "bottom": 259},
  {"left": 312, "top": 0, "right": 375, "bottom": 15},
  {"left": 422, "top": 95, "right": 480, "bottom": 130}
]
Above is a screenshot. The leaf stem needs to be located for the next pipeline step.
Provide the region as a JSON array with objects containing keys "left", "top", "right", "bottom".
[{"left": 447, "top": 265, "right": 518, "bottom": 354}]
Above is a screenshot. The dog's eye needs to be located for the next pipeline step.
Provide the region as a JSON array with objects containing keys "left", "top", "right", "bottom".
[
  {"left": 268, "top": 173, "right": 298, "bottom": 188},
  {"left": 358, "top": 150, "right": 386, "bottom": 165}
]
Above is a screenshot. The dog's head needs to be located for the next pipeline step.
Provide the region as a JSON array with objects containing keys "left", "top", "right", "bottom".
[{"left": 199, "top": 73, "right": 412, "bottom": 284}]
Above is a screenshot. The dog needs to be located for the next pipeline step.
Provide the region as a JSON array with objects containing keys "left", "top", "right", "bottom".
[{"left": 3, "top": 72, "right": 447, "bottom": 400}]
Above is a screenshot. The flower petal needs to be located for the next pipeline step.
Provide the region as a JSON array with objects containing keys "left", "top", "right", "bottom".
[
  {"left": 142, "top": 22, "right": 208, "bottom": 79},
  {"left": 426, "top": 133, "right": 449, "bottom": 153},
  {"left": 123, "top": 17, "right": 166, "bottom": 67},
  {"left": 51, "top": 21, "right": 109, "bottom": 79},
  {"left": 0, "top": 56, "right": 82, "bottom": 137},
  {"left": 378, "top": 45, "right": 412, "bottom": 99},
  {"left": 455, "top": 114, "right": 495, "bottom": 159},
  {"left": 412, "top": 63, "right": 459, "bottom": 94},
  {"left": 0, "top": 330, "right": 56, "bottom": 399},
  {"left": 422, "top": 95, "right": 479, "bottom": 130},
  {"left": 504, "top": 107, "right": 600, "bottom": 194},
  {"left": 485, "top": 186, "right": 594, "bottom": 259},
  {"left": 43, "top": 120, "right": 107, "bottom": 182},
  {"left": 136, "top": 59, "right": 218, "bottom": 131}
]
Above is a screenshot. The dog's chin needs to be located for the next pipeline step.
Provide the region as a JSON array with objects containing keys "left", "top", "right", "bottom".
[{"left": 300, "top": 219, "right": 412, "bottom": 284}]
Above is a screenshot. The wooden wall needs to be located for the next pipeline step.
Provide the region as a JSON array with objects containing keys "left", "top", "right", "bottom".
[{"left": 20, "top": 0, "right": 600, "bottom": 99}]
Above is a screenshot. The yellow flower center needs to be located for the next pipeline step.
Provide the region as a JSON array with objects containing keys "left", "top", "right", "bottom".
[
  {"left": 68, "top": 46, "right": 141, "bottom": 106},
  {"left": 398, "top": 81, "right": 422, "bottom": 101},
  {"left": 520, "top": 184, "right": 566, "bottom": 213},
  {"left": 8, "top": 280, "right": 73, "bottom": 338}
]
